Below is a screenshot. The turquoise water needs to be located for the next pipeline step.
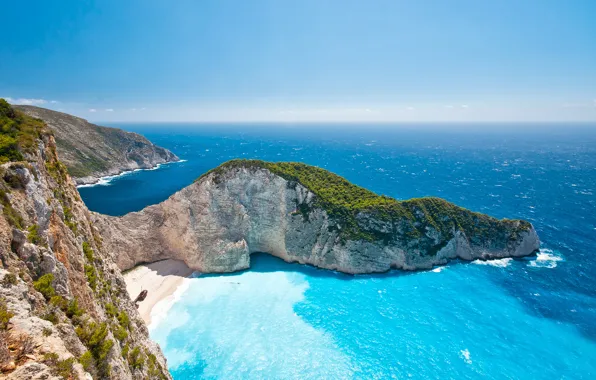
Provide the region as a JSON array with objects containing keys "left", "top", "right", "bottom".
[{"left": 80, "top": 124, "right": 596, "bottom": 379}]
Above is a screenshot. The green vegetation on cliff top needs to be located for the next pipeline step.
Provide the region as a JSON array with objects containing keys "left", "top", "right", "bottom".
[
  {"left": 0, "top": 98, "right": 47, "bottom": 164},
  {"left": 198, "top": 159, "right": 532, "bottom": 244}
]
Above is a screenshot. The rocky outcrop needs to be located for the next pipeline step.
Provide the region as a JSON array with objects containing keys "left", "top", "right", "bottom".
[
  {"left": 15, "top": 105, "right": 179, "bottom": 185},
  {"left": 0, "top": 101, "right": 170, "bottom": 379},
  {"left": 93, "top": 160, "right": 540, "bottom": 274}
]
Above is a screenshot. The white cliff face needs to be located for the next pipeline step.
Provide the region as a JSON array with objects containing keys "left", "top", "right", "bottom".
[{"left": 93, "top": 166, "right": 540, "bottom": 274}]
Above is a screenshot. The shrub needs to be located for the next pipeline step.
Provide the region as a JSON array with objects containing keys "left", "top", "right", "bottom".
[
  {"left": 1, "top": 272, "right": 17, "bottom": 288},
  {"left": 3, "top": 170, "right": 26, "bottom": 189},
  {"left": 85, "top": 264, "right": 98, "bottom": 291},
  {"left": 121, "top": 343, "right": 129, "bottom": 359},
  {"left": 49, "top": 295, "right": 68, "bottom": 310},
  {"left": 33, "top": 273, "right": 55, "bottom": 300},
  {"left": 43, "top": 327, "right": 53, "bottom": 337},
  {"left": 117, "top": 311, "right": 130, "bottom": 329},
  {"left": 82, "top": 241, "right": 94, "bottom": 262},
  {"left": 0, "top": 134, "right": 22, "bottom": 163},
  {"left": 104, "top": 303, "right": 117, "bottom": 318},
  {"left": 64, "top": 207, "right": 77, "bottom": 233},
  {"left": 0, "top": 189, "right": 23, "bottom": 229},
  {"left": 0, "top": 299, "right": 14, "bottom": 329},
  {"left": 45, "top": 160, "right": 69, "bottom": 185},
  {"left": 76, "top": 321, "right": 114, "bottom": 377},
  {"left": 128, "top": 346, "right": 144, "bottom": 370},
  {"left": 66, "top": 298, "right": 83, "bottom": 318},
  {"left": 0, "top": 99, "right": 47, "bottom": 163},
  {"left": 27, "top": 224, "right": 42, "bottom": 244},
  {"left": 43, "top": 352, "right": 59, "bottom": 362},
  {"left": 80, "top": 351, "right": 95, "bottom": 374},
  {"left": 147, "top": 352, "right": 168, "bottom": 379},
  {"left": 113, "top": 325, "right": 128, "bottom": 342},
  {"left": 41, "top": 311, "right": 59, "bottom": 324},
  {"left": 43, "top": 352, "right": 76, "bottom": 379},
  {"left": 0, "top": 99, "right": 14, "bottom": 118}
]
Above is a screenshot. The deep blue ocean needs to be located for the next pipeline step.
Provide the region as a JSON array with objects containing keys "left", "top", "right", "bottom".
[{"left": 80, "top": 123, "right": 596, "bottom": 379}]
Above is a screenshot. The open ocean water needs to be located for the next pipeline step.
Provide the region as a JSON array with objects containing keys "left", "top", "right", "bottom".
[{"left": 80, "top": 123, "right": 596, "bottom": 379}]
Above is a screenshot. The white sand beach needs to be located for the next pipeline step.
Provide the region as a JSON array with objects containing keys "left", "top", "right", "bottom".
[{"left": 123, "top": 259, "right": 194, "bottom": 325}]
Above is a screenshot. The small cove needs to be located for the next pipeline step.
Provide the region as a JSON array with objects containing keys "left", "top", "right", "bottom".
[{"left": 83, "top": 123, "right": 596, "bottom": 379}]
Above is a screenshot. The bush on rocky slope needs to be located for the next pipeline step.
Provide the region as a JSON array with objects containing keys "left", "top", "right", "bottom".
[{"left": 0, "top": 99, "right": 47, "bottom": 164}]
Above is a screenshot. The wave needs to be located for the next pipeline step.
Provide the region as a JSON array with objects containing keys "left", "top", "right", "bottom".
[
  {"left": 148, "top": 277, "right": 192, "bottom": 332},
  {"left": 528, "top": 248, "right": 563, "bottom": 269},
  {"left": 472, "top": 258, "right": 512, "bottom": 267},
  {"left": 431, "top": 267, "right": 445, "bottom": 273},
  {"left": 76, "top": 159, "right": 186, "bottom": 188},
  {"left": 459, "top": 349, "right": 472, "bottom": 364},
  {"left": 76, "top": 170, "right": 137, "bottom": 188}
]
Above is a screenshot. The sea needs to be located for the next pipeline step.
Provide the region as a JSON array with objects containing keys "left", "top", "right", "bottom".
[{"left": 79, "top": 123, "right": 596, "bottom": 379}]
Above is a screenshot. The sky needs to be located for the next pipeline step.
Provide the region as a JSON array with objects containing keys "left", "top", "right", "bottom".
[{"left": 1, "top": 0, "right": 595, "bottom": 122}]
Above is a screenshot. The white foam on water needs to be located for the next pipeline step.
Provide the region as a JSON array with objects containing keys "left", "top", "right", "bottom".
[
  {"left": 472, "top": 258, "right": 512, "bottom": 267},
  {"left": 149, "top": 270, "right": 356, "bottom": 378},
  {"left": 528, "top": 248, "right": 563, "bottom": 269},
  {"left": 76, "top": 170, "right": 135, "bottom": 188},
  {"left": 431, "top": 267, "right": 445, "bottom": 273},
  {"left": 459, "top": 349, "right": 472, "bottom": 364},
  {"left": 76, "top": 160, "right": 186, "bottom": 188},
  {"left": 148, "top": 277, "right": 192, "bottom": 332}
]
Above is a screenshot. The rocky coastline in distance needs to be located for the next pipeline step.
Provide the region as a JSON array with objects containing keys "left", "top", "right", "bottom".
[{"left": 15, "top": 105, "right": 179, "bottom": 186}]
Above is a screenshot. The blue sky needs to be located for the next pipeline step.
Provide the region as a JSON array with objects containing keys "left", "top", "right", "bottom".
[{"left": 1, "top": 0, "right": 595, "bottom": 122}]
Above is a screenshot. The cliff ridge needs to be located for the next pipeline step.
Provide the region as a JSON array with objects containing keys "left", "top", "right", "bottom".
[
  {"left": 0, "top": 99, "right": 171, "bottom": 379},
  {"left": 94, "top": 159, "right": 540, "bottom": 274},
  {"left": 14, "top": 105, "right": 179, "bottom": 185}
]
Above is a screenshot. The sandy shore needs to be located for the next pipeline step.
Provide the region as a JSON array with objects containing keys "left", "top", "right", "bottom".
[{"left": 123, "top": 259, "right": 194, "bottom": 326}]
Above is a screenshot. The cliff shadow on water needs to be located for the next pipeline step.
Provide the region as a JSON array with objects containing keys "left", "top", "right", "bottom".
[{"left": 195, "top": 252, "right": 536, "bottom": 281}]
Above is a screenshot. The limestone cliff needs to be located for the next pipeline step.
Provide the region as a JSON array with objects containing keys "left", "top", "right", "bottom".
[
  {"left": 93, "top": 160, "right": 540, "bottom": 274},
  {"left": 0, "top": 100, "right": 170, "bottom": 379},
  {"left": 14, "top": 105, "right": 179, "bottom": 185}
]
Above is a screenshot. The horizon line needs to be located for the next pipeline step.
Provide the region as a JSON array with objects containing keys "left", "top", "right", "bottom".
[{"left": 94, "top": 120, "right": 596, "bottom": 125}]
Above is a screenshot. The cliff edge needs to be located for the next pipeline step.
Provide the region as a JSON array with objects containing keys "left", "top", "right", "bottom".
[
  {"left": 14, "top": 105, "right": 179, "bottom": 185},
  {"left": 0, "top": 99, "right": 171, "bottom": 379},
  {"left": 93, "top": 159, "right": 540, "bottom": 274}
]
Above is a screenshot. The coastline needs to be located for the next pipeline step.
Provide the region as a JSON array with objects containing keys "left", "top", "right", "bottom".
[
  {"left": 76, "top": 159, "right": 187, "bottom": 188},
  {"left": 122, "top": 259, "right": 194, "bottom": 326}
]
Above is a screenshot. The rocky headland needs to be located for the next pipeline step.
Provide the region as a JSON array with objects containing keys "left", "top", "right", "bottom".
[
  {"left": 94, "top": 160, "right": 540, "bottom": 274},
  {"left": 15, "top": 106, "right": 179, "bottom": 185}
]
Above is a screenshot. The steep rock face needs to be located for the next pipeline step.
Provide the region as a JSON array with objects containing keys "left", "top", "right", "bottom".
[
  {"left": 15, "top": 105, "right": 179, "bottom": 185},
  {"left": 0, "top": 102, "right": 170, "bottom": 379},
  {"left": 94, "top": 161, "right": 540, "bottom": 274}
]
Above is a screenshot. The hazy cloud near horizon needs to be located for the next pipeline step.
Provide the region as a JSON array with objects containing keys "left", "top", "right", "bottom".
[{"left": 4, "top": 98, "right": 596, "bottom": 123}]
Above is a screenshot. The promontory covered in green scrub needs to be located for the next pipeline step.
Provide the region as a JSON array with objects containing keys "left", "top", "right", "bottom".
[
  {"left": 15, "top": 105, "right": 179, "bottom": 185},
  {"left": 94, "top": 159, "right": 540, "bottom": 274}
]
